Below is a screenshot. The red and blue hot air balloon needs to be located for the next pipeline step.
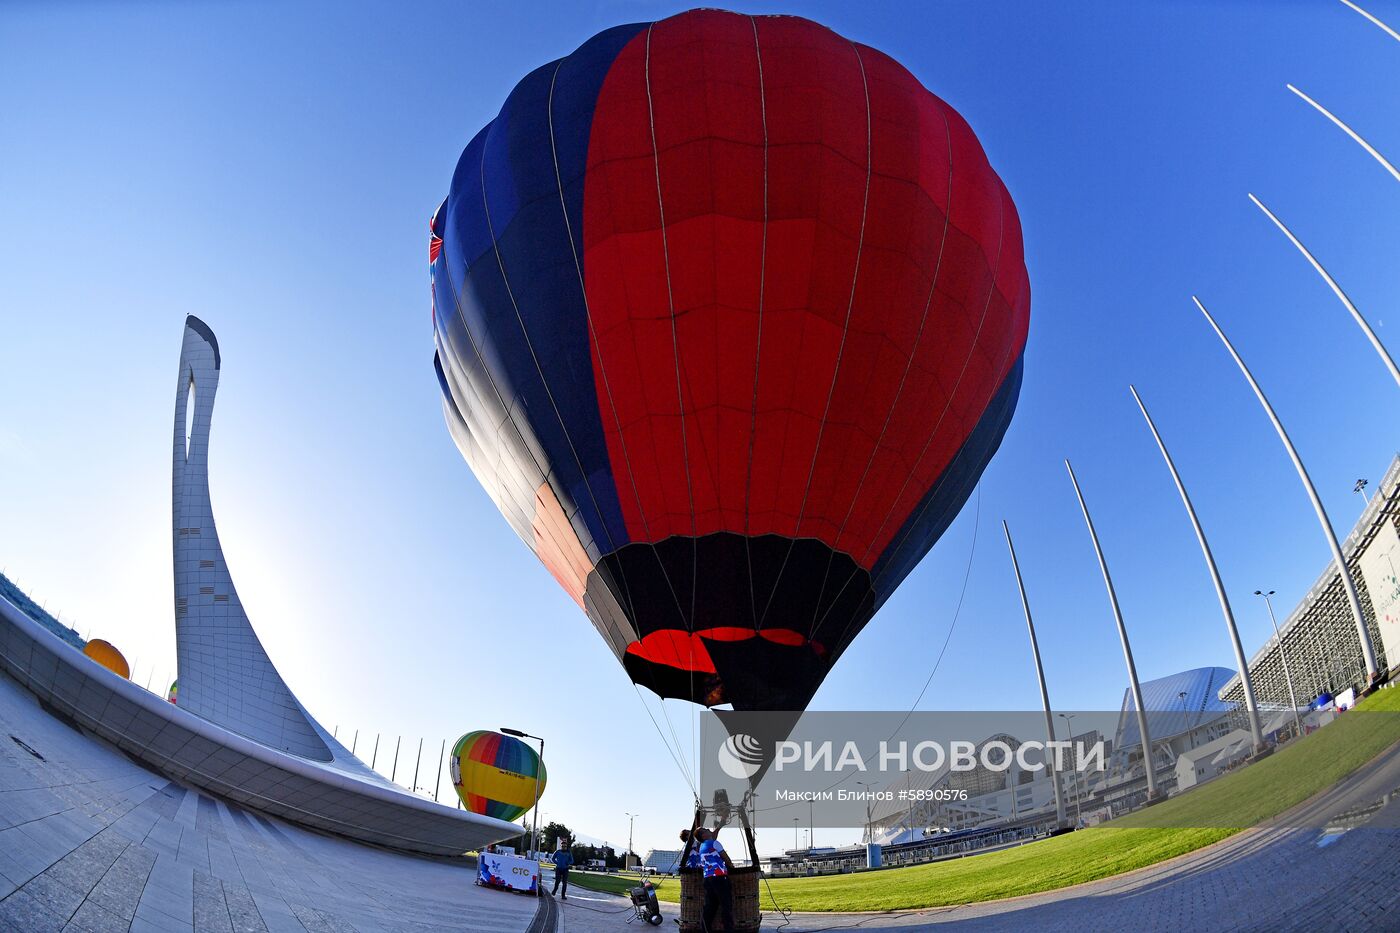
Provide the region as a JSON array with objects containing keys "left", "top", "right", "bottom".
[{"left": 430, "top": 9, "right": 1029, "bottom": 713}]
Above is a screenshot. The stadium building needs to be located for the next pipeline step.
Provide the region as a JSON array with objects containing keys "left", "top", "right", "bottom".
[
  {"left": 642, "top": 849, "right": 684, "bottom": 874},
  {"left": 1219, "top": 455, "right": 1400, "bottom": 710},
  {"left": 1111, "top": 667, "right": 1238, "bottom": 773}
]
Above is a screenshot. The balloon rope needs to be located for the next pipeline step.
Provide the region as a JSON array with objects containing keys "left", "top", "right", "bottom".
[
  {"left": 898, "top": 483, "right": 981, "bottom": 727},
  {"left": 632, "top": 684, "right": 700, "bottom": 799},
  {"left": 747, "top": 483, "right": 983, "bottom": 816},
  {"left": 659, "top": 696, "right": 694, "bottom": 783}
]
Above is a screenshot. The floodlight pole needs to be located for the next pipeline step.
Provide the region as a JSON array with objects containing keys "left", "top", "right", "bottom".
[
  {"left": 1001, "top": 520, "right": 1068, "bottom": 827},
  {"left": 434, "top": 738, "right": 445, "bottom": 803},
  {"left": 1065, "top": 459, "right": 1159, "bottom": 799},
  {"left": 1129, "top": 386, "right": 1265, "bottom": 753},
  {"left": 1249, "top": 194, "right": 1400, "bottom": 389},
  {"left": 1256, "top": 590, "right": 1306, "bottom": 740},
  {"left": 1057, "top": 713, "right": 1084, "bottom": 824},
  {"left": 1194, "top": 297, "right": 1379, "bottom": 683},
  {"left": 1286, "top": 85, "right": 1400, "bottom": 185},
  {"left": 1340, "top": 0, "right": 1400, "bottom": 44},
  {"left": 809, "top": 798, "right": 815, "bottom": 850}
]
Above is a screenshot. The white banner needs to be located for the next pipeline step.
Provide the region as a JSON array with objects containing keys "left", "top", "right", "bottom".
[
  {"left": 478, "top": 851, "right": 538, "bottom": 893},
  {"left": 1359, "top": 520, "right": 1400, "bottom": 671}
]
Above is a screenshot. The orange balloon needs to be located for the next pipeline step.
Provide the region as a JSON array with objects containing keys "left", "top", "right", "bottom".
[{"left": 83, "top": 639, "right": 130, "bottom": 679}]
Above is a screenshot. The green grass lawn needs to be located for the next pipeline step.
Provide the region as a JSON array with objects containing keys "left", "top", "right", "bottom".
[
  {"left": 638, "top": 689, "right": 1400, "bottom": 912},
  {"left": 566, "top": 870, "right": 674, "bottom": 898}
]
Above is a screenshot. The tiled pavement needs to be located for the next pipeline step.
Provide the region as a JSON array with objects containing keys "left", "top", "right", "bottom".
[
  {"left": 554, "top": 740, "right": 1400, "bottom": 933},
  {"left": 0, "top": 672, "right": 539, "bottom": 932}
]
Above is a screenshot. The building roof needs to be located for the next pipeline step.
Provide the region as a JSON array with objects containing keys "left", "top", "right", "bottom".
[
  {"left": 1115, "top": 666, "right": 1237, "bottom": 751},
  {"left": 1176, "top": 729, "right": 1253, "bottom": 768}
]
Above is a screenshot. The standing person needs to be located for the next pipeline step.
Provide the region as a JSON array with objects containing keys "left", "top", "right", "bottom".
[
  {"left": 695, "top": 828, "right": 735, "bottom": 933},
  {"left": 550, "top": 838, "right": 573, "bottom": 900},
  {"left": 679, "top": 828, "right": 700, "bottom": 869}
]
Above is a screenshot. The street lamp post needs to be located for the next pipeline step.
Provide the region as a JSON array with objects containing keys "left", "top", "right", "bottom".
[
  {"left": 793, "top": 818, "right": 800, "bottom": 852},
  {"left": 625, "top": 812, "right": 638, "bottom": 871},
  {"left": 503, "top": 727, "right": 545, "bottom": 866},
  {"left": 903, "top": 771, "right": 915, "bottom": 843},
  {"left": 1057, "top": 713, "right": 1083, "bottom": 825},
  {"left": 855, "top": 781, "right": 876, "bottom": 844},
  {"left": 1255, "top": 590, "right": 1305, "bottom": 740},
  {"left": 1356, "top": 479, "right": 1371, "bottom": 505},
  {"left": 1194, "top": 297, "right": 1379, "bottom": 685}
]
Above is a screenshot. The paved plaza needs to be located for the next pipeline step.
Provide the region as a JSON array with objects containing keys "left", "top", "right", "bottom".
[
  {"left": 0, "top": 671, "right": 539, "bottom": 933},
  {"left": 6, "top": 642, "right": 1400, "bottom": 933}
]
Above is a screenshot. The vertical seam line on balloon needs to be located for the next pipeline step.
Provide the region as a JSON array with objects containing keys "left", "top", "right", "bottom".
[
  {"left": 645, "top": 22, "right": 702, "bottom": 642},
  {"left": 756, "top": 38, "right": 873, "bottom": 632},
  {"left": 435, "top": 277, "right": 565, "bottom": 579},
  {"left": 475, "top": 118, "right": 648, "bottom": 628},
  {"left": 547, "top": 62, "right": 656, "bottom": 547},
  {"left": 437, "top": 348, "right": 538, "bottom": 542},
  {"left": 546, "top": 57, "right": 683, "bottom": 638},
  {"left": 803, "top": 74, "right": 958, "bottom": 643},
  {"left": 868, "top": 218, "right": 1019, "bottom": 594},
  {"left": 818, "top": 182, "right": 1019, "bottom": 654},
  {"left": 644, "top": 19, "right": 702, "bottom": 717},
  {"left": 436, "top": 250, "right": 550, "bottom": 538},
  {"left": 742, "top": 12, "right": 769, "bottom": 632},
  {"left": 860, "top": 166, "right": 1013, "bottom": 576}
]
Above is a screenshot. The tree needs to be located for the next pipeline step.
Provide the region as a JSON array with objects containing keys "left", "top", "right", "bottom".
[{"left": 540, "top": 821, "right": 573, "bottom": 853}]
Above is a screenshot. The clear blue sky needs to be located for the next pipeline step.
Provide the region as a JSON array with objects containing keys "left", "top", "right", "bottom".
[{"left": 3, "top": 1, "right": 1398, "bottom": 857}]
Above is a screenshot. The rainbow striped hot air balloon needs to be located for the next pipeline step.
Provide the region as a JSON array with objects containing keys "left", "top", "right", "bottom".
[
  {"left": 167, "top": 679, "right": 178, "bottom": 705},
  {"left": 450, "top": 731, "right": 546, "bottom": 821}
]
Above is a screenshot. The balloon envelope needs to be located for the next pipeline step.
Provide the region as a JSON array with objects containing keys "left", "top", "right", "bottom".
[
  {"left": 83, "top": 639, "right": 130, "bottom": 679},
  {"left": 450, "top": 731, "right": 546, "bottom": 821},
  {"left": 167, "top": 679, "right": 178, "bottom": 705},
  {"left": 431, "top": 9, "right": 1029, "bottom": 712}
]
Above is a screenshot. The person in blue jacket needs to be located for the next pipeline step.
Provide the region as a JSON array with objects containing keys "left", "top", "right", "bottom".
[{"left": 550, "top": 839, "right": 574, "bottom": 899}]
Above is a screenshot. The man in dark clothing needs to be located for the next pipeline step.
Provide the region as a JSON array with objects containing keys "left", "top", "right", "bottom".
[
  {"left": 550, "top": 840, "right": 573, "bottom": 899},
  {"left": 695, "top": 828, "right": 735, "bottom": 933}
]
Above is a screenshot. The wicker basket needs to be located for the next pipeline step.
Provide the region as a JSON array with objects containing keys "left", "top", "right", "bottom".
[{"left": 677, "top": 866, "right": 761, "bottom": 932}]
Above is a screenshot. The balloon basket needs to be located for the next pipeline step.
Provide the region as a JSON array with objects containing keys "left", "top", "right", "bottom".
[
  {"left": 677, "top": 800, "right": 764, "bottom": 931},
  {"left": 677, "top": 867, "right": 761, "bottom": 932}
]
